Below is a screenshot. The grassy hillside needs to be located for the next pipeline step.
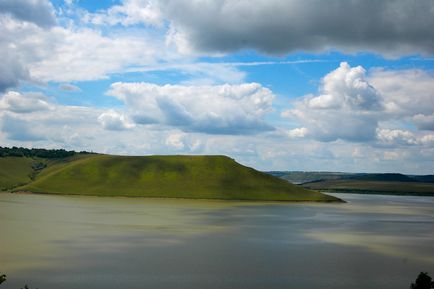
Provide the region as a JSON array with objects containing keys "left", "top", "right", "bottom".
[
  {"left": 0, "top": 157, "right": 36, "bottom": 190},
  {"left": 18, "top": 154, "right": 340, "bottom": 202},
  {"left": 0, "top": 154, "right": 94, "bottom": 191}
]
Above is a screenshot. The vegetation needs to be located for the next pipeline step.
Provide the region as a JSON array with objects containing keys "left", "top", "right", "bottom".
[
  {"left": 0, "top": 274, "right": 38, "bottom": 289},
  {"left": 411, "top": 272, "right": 434, "bottom": 289},
  {"left": 11, "top": 154, "right": 341, "bottom": 202},
  {"left": 0, "top": 146, "right": 86, "bottom": 159}
]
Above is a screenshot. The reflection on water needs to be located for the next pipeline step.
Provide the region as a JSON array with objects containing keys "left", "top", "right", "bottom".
[{"left": 0, "top": 193, "right": 433, "bottom": 289}]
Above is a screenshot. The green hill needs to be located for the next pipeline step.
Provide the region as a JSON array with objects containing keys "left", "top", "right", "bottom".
[{"left": 14, "top": 154, "right": 340, "bottom": 202}]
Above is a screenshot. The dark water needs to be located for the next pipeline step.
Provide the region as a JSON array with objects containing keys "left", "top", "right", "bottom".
[{"left": 1, "top": 193, "right": 433, "bottom": 289}]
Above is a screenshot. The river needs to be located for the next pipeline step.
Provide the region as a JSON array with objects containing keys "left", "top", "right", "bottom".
[{"left": 1, "top": 193, "right": 433, "bottom": 289}]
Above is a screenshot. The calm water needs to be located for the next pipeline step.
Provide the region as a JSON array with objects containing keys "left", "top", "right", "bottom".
[{"left": 1, "top": 193, "right": 433, "bottom": 289}]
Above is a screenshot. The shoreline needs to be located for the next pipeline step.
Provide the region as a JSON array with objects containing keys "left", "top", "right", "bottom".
[{"left": 4, "top": 190, "right": 345, "bottom": 203}]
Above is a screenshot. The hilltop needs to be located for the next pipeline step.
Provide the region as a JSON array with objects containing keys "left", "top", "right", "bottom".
[{"left": 0, "top": 148, "right": 340, "bottom": 202}]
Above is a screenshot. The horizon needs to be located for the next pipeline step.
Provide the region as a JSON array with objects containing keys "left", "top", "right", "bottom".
[
  {"left": 2, "top": 145, "right": 433, "bottom": 176},
  {"left": 1, "top": 0, "right": 434, "bottom": 174}
]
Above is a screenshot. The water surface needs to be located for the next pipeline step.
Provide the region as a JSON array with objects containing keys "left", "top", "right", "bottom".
[{"left": 1, "top": 193, "right": 433, "bottom": 289}]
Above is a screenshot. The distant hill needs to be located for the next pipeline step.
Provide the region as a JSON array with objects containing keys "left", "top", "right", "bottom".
[
  {"left": 0, "top": 153, "right": 340, "bottom": 202},
  {"left": 266, "top": 171, "right": 434, "bottom": 197},
  {"left": 266, "top": 171, "right": 352, "bottom": 184},
  {"left": 348, "top": 173, "right": 420, "bottom": 182},
  {"left": 410, "top": 175, "right": 434, "bottom": 183},
  {"left": 266, "top": 171, "right": 434, "bottom": 184}
]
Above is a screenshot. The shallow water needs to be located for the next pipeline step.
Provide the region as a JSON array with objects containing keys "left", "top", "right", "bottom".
[{"left": 1, "top": 193, "right": 433, "bottom": 289}]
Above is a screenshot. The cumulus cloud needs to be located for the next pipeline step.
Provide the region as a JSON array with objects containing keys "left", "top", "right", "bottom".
[
  {"left": 106, "top": 82, "right": 275, "bottom": 134},
  {"left": 0, "top": 91, "right": 53, "bottom": 113},
  {"left": 0, "top": 0, "right": 56, "bottom": 27},
  {"left": 283, "top": 62, "right": 383, "bottom": 142},
  {"left": 98, "top": 110, "right": 135, "bottom": 131},
  {"left": 284, "top": 62, "right": 434, "bottom": 150},
  {"left": 376, "top": 129, "right": 418, "bottom": 146},
  {"left": 307, "top": 63, "right": 383, "bottom": 111},
  {"left": 376, "top": 128, "right": 434, "bottom": 147},
  {"left": 159, "top": 0, "right": 434, "bottom": 56}
]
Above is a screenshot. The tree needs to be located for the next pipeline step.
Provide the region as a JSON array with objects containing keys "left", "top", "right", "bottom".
[{"left": 411, "top": 272, "right": 434, "bottom": 289}]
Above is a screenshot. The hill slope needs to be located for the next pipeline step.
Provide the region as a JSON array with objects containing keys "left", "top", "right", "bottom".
[
  {"left": 0, "top": 157, "right": 36, "bottom": 190},
  {"left": 18, "top": 154, "right": 340, "bottom": 202}
]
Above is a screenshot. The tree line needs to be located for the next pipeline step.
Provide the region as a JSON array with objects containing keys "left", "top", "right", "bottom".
[{"left": 0, "top": 146, "right": 92, "bottom": 159}]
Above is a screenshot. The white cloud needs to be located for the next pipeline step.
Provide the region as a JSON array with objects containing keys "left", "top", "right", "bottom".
[
  {"left": 28, "top": 27, "right": 163, "bottom": 82},
  {"left": 0, "top": 91, "right": 53, "bottom": 113},
  {"left": 376, "top": 128, "right": 434, "bottom": 148},
  {"left": 307, "top": 63, "right": 382, "bottom": 111},
  {"left": 0, "top": 11, "right": 169, "bottom": 86},
  {"left": 98, "top": 110, "right": 135, "bottom": 131},
  {"left": 282, "top": 62, "right": 434, "bottom": 151},
  {"left": 376, "top": 129, "right": 418, "bottom": 146},
  {"left": 287, "top": 127, "right": 308, "bottom": 138},
  {"left": 283, "top": 62, "right": 382, "bottom": 142},
  {"left": 368, "top": 69, "right": 434, "bottom": 127},
  {"left": 419, "top": 134, "right": 434, "bottom": 146},
  {"left": 84, "top": 0, "right": 162, "bottom": 27},
  {"left": 107, "top": 82, "right": 275, "bottom": 135}
]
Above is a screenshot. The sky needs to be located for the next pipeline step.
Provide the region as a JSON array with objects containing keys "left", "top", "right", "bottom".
[{"left": 1, "top": 0, "right": 434, "bottom": 174}]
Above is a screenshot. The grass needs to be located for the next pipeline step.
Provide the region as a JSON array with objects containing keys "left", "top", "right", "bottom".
[
  {"left": 16, "top": 154, "right": 341, "bottom": 202},
  {"left": 303, "top": 179, "right": 434, "bottom": 196},
  {"left": 0, "top": 157, "right": 38, "bottom": 190}
]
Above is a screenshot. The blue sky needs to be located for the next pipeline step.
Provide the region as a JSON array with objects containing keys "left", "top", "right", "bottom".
[{"left": 1, "top": 0, "right": 434, "bottom": 174}]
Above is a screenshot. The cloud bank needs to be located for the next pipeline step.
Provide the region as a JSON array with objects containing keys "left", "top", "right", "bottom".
[{"left": 159, "top": 0, "right": 434, "bottom": 56}]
